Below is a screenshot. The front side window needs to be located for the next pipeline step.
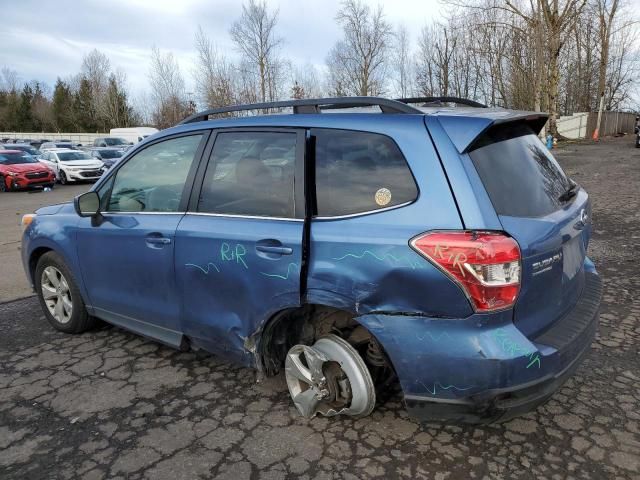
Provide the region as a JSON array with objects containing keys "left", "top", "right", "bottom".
[
  {"left": 107, "top": 134, "right": 203, "bottom": 213},
  {"left": 198, "top": 131, "right": 297, "bottom": 218},
  {"left": 313, "top": 129, "right": 418, "bottom": 217}
]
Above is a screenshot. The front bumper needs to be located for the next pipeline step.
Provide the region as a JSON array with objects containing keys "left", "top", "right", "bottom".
[
  {"left": 357, "top": 269, "right": 602, "bottom": 424},
  {"left": 6, "top": 174, "right": 55, "bottom": 190},
  {"left": 65, "top": 170, "right": 103, "bottom": 181}
]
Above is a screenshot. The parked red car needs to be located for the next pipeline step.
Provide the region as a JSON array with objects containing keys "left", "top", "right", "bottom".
[{"left": 0, "top": 150, "right": 55, "bottom": 192}]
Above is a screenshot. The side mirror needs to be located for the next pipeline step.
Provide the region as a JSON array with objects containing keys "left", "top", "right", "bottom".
[{"left": 74, "top": 191, "right": 100, "bottom": 217}]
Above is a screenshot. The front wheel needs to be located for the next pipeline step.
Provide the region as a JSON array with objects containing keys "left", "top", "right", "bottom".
[
  {"left": 59, "top": 171, "right": 69, "bottom": 185},
  {"left": 35, "top": 252, "right": 97, "bottom": 334},
  {"left": 0, "top": 175, "right": 7, "bottom": 192}
]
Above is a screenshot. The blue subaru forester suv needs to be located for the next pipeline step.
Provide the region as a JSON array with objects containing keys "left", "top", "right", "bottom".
[{"left": 21, "top": 97, "right": 602, "bottom": 423}]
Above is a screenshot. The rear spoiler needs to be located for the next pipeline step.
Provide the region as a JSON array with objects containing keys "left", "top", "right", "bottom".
[{"left": 435, "top": 111, "right": 549, "bottom": 153}]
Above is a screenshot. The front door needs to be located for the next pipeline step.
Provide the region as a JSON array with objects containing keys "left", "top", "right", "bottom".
[
  {"left": 76, "top": 133, "right": 207, "bottom": 346},
  {"left": 175, "top": 129, "right": 305, "bottom": 364}
]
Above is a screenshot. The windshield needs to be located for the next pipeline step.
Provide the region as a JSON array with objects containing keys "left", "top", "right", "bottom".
[
  {"left": 57, "top": 152, "right": 92, "bottom": 161},
  {"left": 56, "top": 143, "right": 74, "bottom": 148},
  {"left": 9, "top": 145, "right": 39, "bottom": 155},
  {"left": 469, "top": 124, "right": 572, "bottom": 217},
  {"left": 104, "top": 138, "right": 127, "bottom": 146},
  {"left": 0, "top": 152, "right": 38, "bottom": 165},
  {"left": 97, "top": 149, "right": 123, "bottom": 159}
]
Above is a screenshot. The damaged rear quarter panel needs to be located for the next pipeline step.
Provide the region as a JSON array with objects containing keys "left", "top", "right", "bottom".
[{"left": 306, "top": 118, "right": 472, "bottom": 318}]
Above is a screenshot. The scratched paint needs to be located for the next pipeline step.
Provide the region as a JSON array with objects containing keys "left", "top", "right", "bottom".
[
  {"left": 415, "top": 380, "right": 474, "bottom": 396},
  {"left": 416, "top": 331, "right": 453, "bottom": 342},
  {"left": 492, "top": 327, "right": 541, "bottom": 369},
  {"left": 260, "top": 263, "right": 299, "bottom": 280},
  {"left": 332, "top": 250, "right": 424, "bottom": 270}
]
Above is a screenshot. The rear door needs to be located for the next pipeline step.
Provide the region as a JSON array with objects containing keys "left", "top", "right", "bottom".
[
  {"left": 467, "top": 123, "right": 591, "bottom": 337},
  {"left": 175, "top": 129, "right": 305, "bottom": 364}
]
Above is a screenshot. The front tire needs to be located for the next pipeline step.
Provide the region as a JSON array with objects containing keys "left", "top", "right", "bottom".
[
  {"left": 35, "top": 252, "right": 97, "bottom": 334},
  {"left": 59, "top": 171, "right": 69, "bottom": 185},
  {"left": 0, "top": 175, "right": 7, "bottom": 192}
]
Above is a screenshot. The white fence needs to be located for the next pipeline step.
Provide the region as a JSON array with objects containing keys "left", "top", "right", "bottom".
[
  {"left": 556, "top": 112, "right": 589, "bottom": 139},
  {"left": 0, "top": 132, "right": 109, "bottom": 146}
]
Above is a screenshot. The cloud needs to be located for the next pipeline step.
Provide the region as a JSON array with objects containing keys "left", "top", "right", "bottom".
[{"left": 0, "top": 0, "right": 443, "bottom": 96}]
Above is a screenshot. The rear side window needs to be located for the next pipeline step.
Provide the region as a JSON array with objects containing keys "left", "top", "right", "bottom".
[
  {"left": 313, "top": 129, "right": 417, "bottom": 217},
  {"left": 198, "top": 131, "right": 297, "bottom": 218},
  {"left": 469, "top": 124, "right": 572, "bottom": 217}
]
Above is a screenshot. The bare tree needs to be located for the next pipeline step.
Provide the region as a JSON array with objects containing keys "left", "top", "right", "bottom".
[
  {"left": 326, "top": 0, "right": 393, "bottom": 96},
  {"left": 290, "top": 63, "right": 324, "bottom": 99},
  {"left": 0, "top": 67, "right": 20, "bottom": 93},
  {"left": 193, "top": 26, "right": 236, "bottom": 111},
  {"left": 504, "top": 0, "right": 589, "bottom": 135},
  {"left": 392, "top": 24, "right": 412, "bottom": 97},
  {"left": 230, "top": 0, "right": 283, "bottom": 102},
  {"left": 416, "top": 22, "right": 457, "bottom": 97},
  {"left": 593, "top": 0, "right": 620, "bottom": 139},
  {"left": 80, "top": 49, "right": 112, "bottom": 128},
  {"left": 148, "top": 46, "right": 188, "bottom": 128}
]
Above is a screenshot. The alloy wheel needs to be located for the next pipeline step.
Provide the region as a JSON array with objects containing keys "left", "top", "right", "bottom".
[
  {"left": 285, "top": 334, "right": 376, "bottom": 418},
  {"left": 41, "top": 266, "right": 73, "bottom": 324}
]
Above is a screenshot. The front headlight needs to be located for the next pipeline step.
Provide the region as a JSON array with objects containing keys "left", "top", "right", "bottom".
[
  {"left": 22, "top": 214, "right": 36, "bottom": 229},
  {"left": 7, "top": 172, "right": 19, "bottom": 177}
]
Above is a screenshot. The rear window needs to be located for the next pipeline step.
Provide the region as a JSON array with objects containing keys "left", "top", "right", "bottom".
[
  {"left": 468, "top": 124, "right": 572, "bottom": 217},
  {"left": 313, "top": 129, "right": 418, "bottom": 217}
]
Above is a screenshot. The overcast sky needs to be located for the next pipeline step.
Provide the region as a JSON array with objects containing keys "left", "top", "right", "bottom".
[{"left": 0, "top": 0, "right": 444, "bottom": 99}]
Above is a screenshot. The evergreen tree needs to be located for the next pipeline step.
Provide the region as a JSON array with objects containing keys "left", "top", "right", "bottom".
[
  {"left": 104, "top": 74, "right": 134, "bottom": 128},
  {"left": 52, "top": 78, "right": 75, "bottom": 132},
  {"left": 16, "top": 84, "right": 34, "bottom": 131},
  {"left": 74, "top": 77, "right": 96, "bottom": 132}
]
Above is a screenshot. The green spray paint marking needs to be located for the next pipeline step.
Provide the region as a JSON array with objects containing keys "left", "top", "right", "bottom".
[
  {"left": 493, "top": 328, "right": 541, "bottom": 369},
  {"left": 260, "top": 263, "right": 299, "bottom": 280},
  {"left": 220, "top": 242, "right": 248, "bottom": 269},
  {"left": 416, "top": 381, "right": 474, "bottom": 396},
  {"left": 526, "top": 353, "right": 541, "bottom": 369},
  {"left": 185, "top": 262, "right": 220, "bottom": 274},
  {"left": 332, "top": 250, "right": 423, "bottom": 269}
]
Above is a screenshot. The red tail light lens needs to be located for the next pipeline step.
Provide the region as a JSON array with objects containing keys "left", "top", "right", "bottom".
[{"left": 411, "top": 231, "right": 521, "bottom": 312}]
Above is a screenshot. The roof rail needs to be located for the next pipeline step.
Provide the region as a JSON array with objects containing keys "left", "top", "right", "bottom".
[
  {"left": 396, "top": 97, "right": 487, "bottom": 108},
  {"left": 178, "top": 96, "right": 423, "bottom": 124}
]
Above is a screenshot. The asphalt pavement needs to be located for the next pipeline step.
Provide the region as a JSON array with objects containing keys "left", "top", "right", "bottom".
[
  {"left": 0, "top": 137, "right": 639, "bottom": 479},
  {"left": 0, "top": 183, "right": 88, "bottom": 302}
]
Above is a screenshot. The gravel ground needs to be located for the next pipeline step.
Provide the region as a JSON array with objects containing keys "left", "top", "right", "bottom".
[{"left": 0, "top": 137, "right": 639, "bottom": 479}]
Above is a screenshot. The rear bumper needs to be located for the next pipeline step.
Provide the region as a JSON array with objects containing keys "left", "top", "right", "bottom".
[{"left": 357, "top": 268, "right": 602, "bottom": 424}]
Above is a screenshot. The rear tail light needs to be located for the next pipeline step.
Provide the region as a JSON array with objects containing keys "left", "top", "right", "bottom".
[{"left": 410, "top": 231, "right": 520, "bottom": 312}]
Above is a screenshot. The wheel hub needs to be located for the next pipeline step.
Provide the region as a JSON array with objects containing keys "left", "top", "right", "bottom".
[{"left": 285, "top": 334, "right": 376, "bottom": 418}]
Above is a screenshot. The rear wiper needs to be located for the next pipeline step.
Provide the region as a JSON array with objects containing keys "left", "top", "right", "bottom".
[{"left": 558, "top": 180, "right": 579, "bottom": 202}]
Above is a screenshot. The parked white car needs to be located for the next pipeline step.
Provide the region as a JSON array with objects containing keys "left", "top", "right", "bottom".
[{"left": 38, "top": 149, "right": 104, "bottom": 184}]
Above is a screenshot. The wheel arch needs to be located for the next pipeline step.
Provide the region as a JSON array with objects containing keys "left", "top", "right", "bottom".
[
  {"left": 252, "top": 303, "right": 396, "bottom": 382},
  {"left": 28, "top": 246, "right": 54, "bottom": 285}
]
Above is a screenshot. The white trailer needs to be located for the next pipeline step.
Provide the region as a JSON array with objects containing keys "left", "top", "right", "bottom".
[{"left": 109, "top": 127, "right": 159, "bottom": 144}]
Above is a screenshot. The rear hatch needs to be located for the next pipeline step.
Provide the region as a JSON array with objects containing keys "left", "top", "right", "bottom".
[{"left": 467, "top": 122, "right": 591, "bottom": 337}]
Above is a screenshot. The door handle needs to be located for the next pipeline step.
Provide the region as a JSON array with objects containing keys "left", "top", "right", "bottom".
[
  {"left": 146, "top": 237, "right": 171, "bottom": 245},
  {"left": 256, "top": 245, "right": 293, "bottom": 255}
]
